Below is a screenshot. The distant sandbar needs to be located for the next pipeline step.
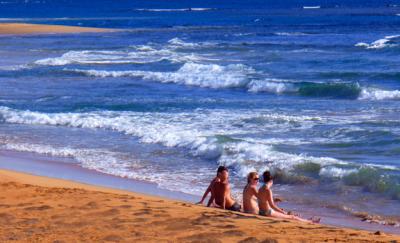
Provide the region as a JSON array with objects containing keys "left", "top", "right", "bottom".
[{"left": 0, "top": 23, "right": 115, "bottom": 35}]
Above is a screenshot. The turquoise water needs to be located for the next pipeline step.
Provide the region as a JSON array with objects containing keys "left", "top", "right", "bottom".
[{"left": 0, "top": 0, "right": 399, "bottom": 227}]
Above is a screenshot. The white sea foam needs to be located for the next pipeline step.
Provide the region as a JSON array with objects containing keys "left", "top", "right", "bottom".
[
  {"left": 355, "top": 35, "right": 400, "bottom": 49},
  {"left": 70, "top": 65, "right": 300, "bottom": 93},
  {"left": 69, "top": 62, "right": 255, "bottom": 89},
  {"left": 34, "top": 47, "right": 212, "bottom": 66},
  {"left": 359, "top": 88, "right": 400, "bottom": 100},
  {"left": 319, "top": 166, "right": 357, "bottom": 178},
  {"left": 218, "top": 141, "right": 346, "bottom": 178},
  {"left": 247, "top": 79, "right": 297, "bottom": 93},
  {"left": 167, "top": 37, "right": 216, "bottom": 49},
  {"left": 303, "top": 6, "right": 320, "bottom": 9},
  {"left": 1, "top": 106, "right": 394, "bottom": 190},
  {"left": 0, "top": 64, "right": 30, "bottom": 71},
  {"left": 0, "top": 106, "right": 345, "bottom": 177},
  {"left": 274, "top": 32, "right": 308, "bottom": 36},
  {"left": 69, "top": 67, "right": 400, "bottom": 101},
  {"left": 167, "top": 37, "right": 199, "bottom": 48},
  {"left": 2, "top": 142, "right": 136, "bottom": 176},
  {"left": 1, "top": 141, "right": 211, "bottom": 195}
]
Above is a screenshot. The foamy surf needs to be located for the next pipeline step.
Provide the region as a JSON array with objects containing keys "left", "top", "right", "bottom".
[
  {"left": 68, "top": 62, "right": 255, "bottom": 89},
  {"left": 34, "top": 49, "right": 211, "bottom": 66},
  {"left": 0, "top": 140, "right": 211, "bottom": 195},
  {"left": 67, "top": 67, "right": 400, "bottom": 101},
  {"left": 355, "top": 35, "right": 400, "bottom": 49},
  {"left": 2, "top": 112, "right": 398, "bottom": 199},
  {"left": 303, "top": 6, "right": 320, "bottom": 9},
  {"left": 1, "top": 106, "right": 397, "bottom": 181},
  {"left": 359, "top": 88, "right": 400, "bottom": 100}
]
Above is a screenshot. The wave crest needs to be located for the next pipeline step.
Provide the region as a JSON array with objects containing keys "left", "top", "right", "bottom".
[
  {"left": 355, "top": 35, "right": 400, "bottom": 49},
  {"left": 69, "top": 62, "right": 255, "bottom": 89}
]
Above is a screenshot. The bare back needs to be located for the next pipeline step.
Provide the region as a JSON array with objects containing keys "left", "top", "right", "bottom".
[
  {"left": 257, "top": 184, "right": 272, "bottom": 212},
  {"left": 212, "top": 181, "right": 235, "bottom": 209},
  {"left": 243, "top": 184, "right": 259, "bottom": 214}
]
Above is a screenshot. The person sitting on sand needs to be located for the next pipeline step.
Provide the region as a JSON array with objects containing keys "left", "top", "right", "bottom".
[
  {"left": 207, "top": 166, "right": 241, "bottom": 211},
  {"left": 196, "top": 166, "right": 224, "bottom": 205},
  {"left": 258, "top": 170, "right": 320, "bottom": 223},
  {"left": 243, "top": 172, "right": 260, "bottom": 214}
]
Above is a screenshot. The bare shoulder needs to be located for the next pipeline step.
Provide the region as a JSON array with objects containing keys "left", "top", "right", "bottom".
[{"left": 223, "top": 182, "right": 230, "bottom": 189}]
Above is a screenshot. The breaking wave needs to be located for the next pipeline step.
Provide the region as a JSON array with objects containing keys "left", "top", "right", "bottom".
[
  {"left": 0, "top": 141, "right": 211, "bottom": 195},
  {"left": 68, "top": 65, "right": 400, "bottom": 101},
  {"left": 1, "top": 106, "right": 399, "bottom": 198},
  {"left": 34, "top": 46, "right": 214, "bottom": 66},
  {"left": 355, "top": 35, "right": 400, "bottom": 49},
  {"left": 274, "top": 32, "right": 309, "bottom": 36},
  {"left": 68, "top": 63, "right": 255, "bottom": 89}
]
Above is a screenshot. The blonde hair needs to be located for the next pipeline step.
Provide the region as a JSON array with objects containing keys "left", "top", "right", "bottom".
[{"left": 247, "top": 172, "right": 258, "bottom": 183}]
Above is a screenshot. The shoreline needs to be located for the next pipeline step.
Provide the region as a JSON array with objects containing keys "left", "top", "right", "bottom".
[
  {"left": 0, "top": 23, "right": 117, "bottom": 35},
  {"left": 1, "top": 149, "right": 399, "bottom": 236},
  {"left": 0, "top": 150, "right": 196, "bottom": 202},
  {"left": 1, "top": 168, "right": 399, "bottom": 242}
]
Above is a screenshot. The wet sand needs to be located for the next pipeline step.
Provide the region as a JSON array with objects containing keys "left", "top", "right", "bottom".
[
  {"left": 0, "top": 23, "right": 115, "bottom": 35},
  {"left": 0, "top": 169, "right": 399, "bottom": 242}
]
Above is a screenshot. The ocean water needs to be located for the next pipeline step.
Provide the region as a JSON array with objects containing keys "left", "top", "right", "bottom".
[{"left": 1, "top": 0, "right": 400, "bottom": 228}]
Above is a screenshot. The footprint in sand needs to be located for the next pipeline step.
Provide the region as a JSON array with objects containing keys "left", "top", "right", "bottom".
[
  {"left": 24, "top": 205, "right": 52, "bottom": 211},
  {"left": 17, "top": 203, "right": 33, "bottom": 207},
  {"left": 18, "top": 218, "right": 39, "bottom": 225},
  {"left": 222, "top": 230, "right": 245, "bottom": 237},
  {"left": 260, "top": 238, "right": 278, "bottom": 243},
  {"left": 99, "top": 208, "right": 120, "bottom": 216},
  {"left": 0, "top": 204, "right": 11, "bottom": 208},
  {"left": 192, "top": 216, "right": 212, "bottom": 226},
  {"left": 118, "top": 204, "right": 132, "bottom": 209},
  {"left": 85, "top": 201, "right": 99, "bottom": 209},
  {"left": 238, "top": 237, "right": 259, "bottom": 243},
  {"left": 103, "top": 235, "right": 123, "bottom": 242},
  {"left": 165, "top": 218, "right": 197, "bottom": 231},
  {"left": 132, "top": 217, "right": 149, "bottom": 223},
  {"left": 179, "top": 233, "right": 222, "bottom": 243},
  {"left": 153, "top": 213, "right": 171, "bottom": 217},
  {"left": 221, "top": 224, "right": 237, "bottom": 229},
  {"left": 0, "top": 213, "right": 15, "bottom": 224}
]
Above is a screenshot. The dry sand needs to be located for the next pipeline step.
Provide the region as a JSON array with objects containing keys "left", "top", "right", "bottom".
[
  {"left": 0, "top": 23, "right": 115, "bottom": 35},
  {"left": 0, "top": 169, "right": 399, "bottom": 243}
]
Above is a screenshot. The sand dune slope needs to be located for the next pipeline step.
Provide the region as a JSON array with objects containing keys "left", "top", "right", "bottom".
[{"left": 0, "top": 170, "right": 399, "bottom": 243}]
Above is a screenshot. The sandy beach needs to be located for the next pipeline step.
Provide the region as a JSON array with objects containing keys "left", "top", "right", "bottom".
[
  {"left": 0, "top": 23, "right": 114, "bottom": 35},
  {"left": 0, "top": 169, "right": 399, "bottom": 242}
]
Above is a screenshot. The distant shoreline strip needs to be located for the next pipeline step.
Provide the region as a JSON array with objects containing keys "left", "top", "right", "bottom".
[{"left": 0, "top": 23, "right": 118, "bottom": 35}]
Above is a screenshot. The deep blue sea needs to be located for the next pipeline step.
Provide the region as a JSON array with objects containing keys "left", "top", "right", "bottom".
[{"left": 0, "top": 0, "right": 400, "bottom": 227}]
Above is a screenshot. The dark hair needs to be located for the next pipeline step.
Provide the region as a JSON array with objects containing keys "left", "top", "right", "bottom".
[
  {"left": 263, "top": 170, "right": 273, "bottom": 182},
  {"left": 217, "top": 166, "right": 228, "bottom": 174}
]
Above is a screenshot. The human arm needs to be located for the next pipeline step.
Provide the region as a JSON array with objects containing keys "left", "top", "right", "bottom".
[
  {"left": 206, "top": 192, "right": 215, "bottom": 207},
  {"left": 266, "top": 189, "right": 286, "bottom": 214},
  {"left": 197, "top": 183, "right": 212, "bottom": 205}
]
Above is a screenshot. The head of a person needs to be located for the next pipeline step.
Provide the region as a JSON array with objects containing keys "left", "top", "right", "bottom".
[
  {"left": 262, "top": 170, "right": 273, "bottom": 183},
  {"left": 247, "top": 172, "right": 259, "bottom": 185},
  {"left": 217, "top": 166, "right": 229, "bottom": 180}
]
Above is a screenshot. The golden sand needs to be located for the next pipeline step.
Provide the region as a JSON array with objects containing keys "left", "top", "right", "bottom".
[
  {"left": 0, "top": 169, "right": 398, "bottom": 242},
  {"left": 0, "top": 23, "right": 115, "bottom": 35}
]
